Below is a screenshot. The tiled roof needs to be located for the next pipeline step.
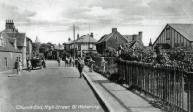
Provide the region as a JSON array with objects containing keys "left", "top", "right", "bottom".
[
  {"left": 76, "top": 35, "right": 97, "bottom": 43},
  {"left": 2, "top": 29, "right": 18, "bottom": 33},
  {"left": 122, "top": 40, "right": 145, "bottom": 49},
  {"left": 122, "top": 35, "right": 133, "bottom": 42},
  {"left": 0, "top": 38, "right": 22, "bottom": 53},
  {"left": 168, "top": 24, "right": 193, "bottom": 41},
  {"left": 97, "top": 31, "right": 127, "bottom": 43},
  {"left": 6, "top": 33, "right": 26, "bottom": 46}
]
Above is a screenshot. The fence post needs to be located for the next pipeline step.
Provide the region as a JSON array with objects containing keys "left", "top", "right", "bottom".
[{"left": 189, "top": 72, "right": 193, "bottom": 112}]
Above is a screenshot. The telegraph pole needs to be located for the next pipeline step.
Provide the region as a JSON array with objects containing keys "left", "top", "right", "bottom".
[{"left": 73, "top": 25, "right": 75, "bottom": 58}]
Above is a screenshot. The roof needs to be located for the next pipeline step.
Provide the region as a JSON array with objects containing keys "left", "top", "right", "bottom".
[
  {"left": 0, "top": 37, "right": 22, "bottom": 53},
  {"left": 122, "top": 40, "right": 145, "bottom": 49},
  {"left": 2, "top": 29, "right": 18, "bottom": 33},
  {"left": 168, "top": 24, "right": 193, "bottom": 41},
  {"left": 5, "top": 33, "right": 26, "bottom": 46},
  {"left": 122, "top": 35, "right": 133, "bottom": 42},
  {"left": 76, "top": 35, "right": 97, "bottom": 43},
  {"left": 54, "top": 44, "right": 64, "bottom": 50},
  {"left": 98, "top": 31, "right": 127, "bottom": 43}
]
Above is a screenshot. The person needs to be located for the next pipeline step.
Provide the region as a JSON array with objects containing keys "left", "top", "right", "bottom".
[
  {"left": 77, "top": 57, "right": 84, "bottom": 78},
  {"left": 18, "top": 57, "right": 22, "bottom": 74},
  {"left": 101, "top": 57, "right": 107, "bottom": 74},
  {"left": 57, "top": 57, "right": 61, "bottom": 66},
  {"left": 89, "top": 57, "right": 95, "bottom": 72},
  {"left": 14, "top": 57, "right": 19, "bottom": 74},
  {"left": 65, "top": 57, "right": 69, "bottom": 67},
  {"left": 26, "top": 58, "right": 31, "bottom": 72},
  {"left": 71, "top": 58, "right": 75, "bottom": 67}
]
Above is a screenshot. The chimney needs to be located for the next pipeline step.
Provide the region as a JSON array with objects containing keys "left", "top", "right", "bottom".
[
  {"left": 138, "top": 31, "right": 142, "bottom": 42},
  {"left": 5, "top": 19, "right": 14, "bottom": 29},
  {"left": 112, "top": 28, "right": 117, "bottom": 33},
  {"left": 68, "top": 37, "right": 71, "bottom": 42},
  {"left": 132, "top": 35, "right": 137, "bottom": 41},
  {"left": 77, "top": 33, "right": 79, "bottom": 39},
  {"left": 90, "top": 32, "right": 93, "bottom": 38}
]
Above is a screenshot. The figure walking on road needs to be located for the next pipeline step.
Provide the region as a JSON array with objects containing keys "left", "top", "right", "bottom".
[
  {"left": 18, "top": 57, "right": 22, "bottom": 75},
  {"left": 101, "top": 57, "right": 107, "bottom": 74},
  {"left": 77, "top": 57, "right": 84, "bottom": 78},
  {"left": 89, "top": 57, "right": 95, "bottom": 72},
  {"left": 26, "top": 58, "right": 31, "bottom": 72},
  {"left": 14, "top": 57, "right": 19, "bottom": 74},
  {"left": 57, "top": 57, "right": 61, "bottom": 66}
]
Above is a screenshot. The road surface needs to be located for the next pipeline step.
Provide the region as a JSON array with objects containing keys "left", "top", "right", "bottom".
[{"left": 0, "top": 60, "right": 105, "bottom": 112}]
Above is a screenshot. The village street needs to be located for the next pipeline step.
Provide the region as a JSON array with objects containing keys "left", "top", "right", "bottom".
[{"left": 0, "top": 60, "right": 104, "bottom": 112}]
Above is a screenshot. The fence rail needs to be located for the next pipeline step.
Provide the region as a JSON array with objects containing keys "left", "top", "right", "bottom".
[{"left": 117, "top": 59, "right": 193, "bottom": 112}]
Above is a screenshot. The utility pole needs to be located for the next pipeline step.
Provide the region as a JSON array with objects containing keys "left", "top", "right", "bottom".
[{"left": 73, "top": 25, "right": 75, "bottom": 58}]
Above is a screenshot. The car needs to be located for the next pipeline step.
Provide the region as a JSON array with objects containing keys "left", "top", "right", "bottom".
[{"left": 31, "top": 58, "right": 44, "bottom": 70}]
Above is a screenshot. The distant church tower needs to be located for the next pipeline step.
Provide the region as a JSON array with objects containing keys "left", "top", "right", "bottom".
[{"left": 35, "top": 36, "right": 40, "bottom": 43}]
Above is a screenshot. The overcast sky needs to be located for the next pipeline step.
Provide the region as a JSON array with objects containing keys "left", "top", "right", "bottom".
[{"left": 0, "top": 0, "right": 193, "bottom": 46}]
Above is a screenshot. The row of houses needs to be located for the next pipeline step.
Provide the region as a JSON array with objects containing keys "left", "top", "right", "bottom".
[
  {"left": 63, "top": 28, "right": 144, "bottom": 57},
  {"left": 63, "top": 23, "right": 193, "bottom": 58},
  {"left": 0, "top": 20, "right": 33, "bottom": 71}
]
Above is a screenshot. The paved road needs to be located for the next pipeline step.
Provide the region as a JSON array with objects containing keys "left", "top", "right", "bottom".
[{"left": 0, "top": 60, "right": 105, "bottom": 112}]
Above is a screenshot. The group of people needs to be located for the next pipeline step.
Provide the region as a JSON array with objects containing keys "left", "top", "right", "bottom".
[{"left": 57, "top": 56, "right": 107, "bottom": 78}]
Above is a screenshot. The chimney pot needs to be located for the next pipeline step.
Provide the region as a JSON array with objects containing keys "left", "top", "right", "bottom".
[
  {"left": 90, "top": 32, "right": 93, "bottom": 38},
  {"left": 77, "top": 33, "right": 79, "bottom": 39},
  {"left": 132, "top": 35, "right": 137, "bottom": 41},
  {"left": 138, "top": 31, "right": 142, "bottom": 42}
]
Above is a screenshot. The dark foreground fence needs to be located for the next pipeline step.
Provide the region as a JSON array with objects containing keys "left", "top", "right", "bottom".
[{"left": 117, "top": 59, "right": 193, "bottom": 112}]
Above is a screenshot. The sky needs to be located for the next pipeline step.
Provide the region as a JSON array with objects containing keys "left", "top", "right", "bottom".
[{"left": 1, "top": 0, "right": 193, "bottom": 46}]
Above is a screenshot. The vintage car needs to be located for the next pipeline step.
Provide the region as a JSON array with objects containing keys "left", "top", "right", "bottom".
[{"left": 31, "top": 58, "right": 44, "bottom": 69}]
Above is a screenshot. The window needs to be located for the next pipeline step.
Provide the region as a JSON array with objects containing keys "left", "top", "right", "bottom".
[
  {"left": 4, "top": 57, "right": 7, "bottom": 67},
  {"left": 115, "top": 36, "right": 118, "bottom": 40}
]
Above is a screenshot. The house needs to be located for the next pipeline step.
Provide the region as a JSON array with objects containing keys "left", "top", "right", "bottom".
[
  {"left": 153, "top": 24, "right": 193, "bottom": 49},
  {"left": 96, "top": 28, "right": 144, "bottom": 54},
  {"left": 1, "top": 20, "right": 33, "bottom": 67},
  {"left": 64, "top": 33, "right": 98, "bottom": 57},
  {"left": 96, "top": 28, "right": 128, "bottom": 54},
  {"left": 0, "top": 32, "right": 22, "bottom": 71},
  {"left": 52, "top": 44, "right": 64, "bottom": 59},
  {"left": 75, "top": 33, "right": 97, "bottom": 57}
]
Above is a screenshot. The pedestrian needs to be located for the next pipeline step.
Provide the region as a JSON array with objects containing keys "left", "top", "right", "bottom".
[
  {"left": 65, "top": 57, "right": 69, "bottom": 67},
  {"left": 69, "top": 57, "right": 72, "bottom": 66},
  {"left": 26, "top": 58, "right": 31, "bottom": 72},
  {"left": 14, "top": 57, "right": 19, "bottom": 74},
  {"left": 89, "top": 57, "right": 95, "bottom": 72},
  {"left": 101, "top": 57, "right": 107, "bottom": 74},
  {"left": 18, "top": 58, "right": 22, "bottom": 75},
  {"left": 71, "top": 58, "right": 75, "bottom": 67},
  {"left": 77, "top": 57, "right": 84, "bottom": 78},
  {"left": 57, "top": 57, "right": 61, "bottom": 66}
]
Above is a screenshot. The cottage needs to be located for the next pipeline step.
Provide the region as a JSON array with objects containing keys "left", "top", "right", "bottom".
[
  {"left": 75, "top": 33, "right": 97, "bottom": 57},
  {"left": 96, "top": 28, "right": 144, "bottom": 54},
  {"left": 153, "top": 24, "right": 193, "bottom": 49}
]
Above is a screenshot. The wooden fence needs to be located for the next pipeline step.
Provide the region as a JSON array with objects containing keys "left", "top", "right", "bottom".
[{"left": 117, "top": 59, "right": 193, "bottom": 112}]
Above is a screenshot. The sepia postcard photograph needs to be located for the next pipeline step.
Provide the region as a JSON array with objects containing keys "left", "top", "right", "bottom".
[{"left": 0, "top": 0, "right": 193, "bottom": 112}]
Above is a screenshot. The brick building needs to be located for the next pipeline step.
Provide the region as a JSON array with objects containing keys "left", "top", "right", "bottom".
[{"left": 96, "top": 28, "right": 144, "bottom": 54}]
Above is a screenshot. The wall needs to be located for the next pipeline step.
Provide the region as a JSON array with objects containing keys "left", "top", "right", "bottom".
[{"left": 0, "top": 52, "right": 22, "bottom": 71}]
